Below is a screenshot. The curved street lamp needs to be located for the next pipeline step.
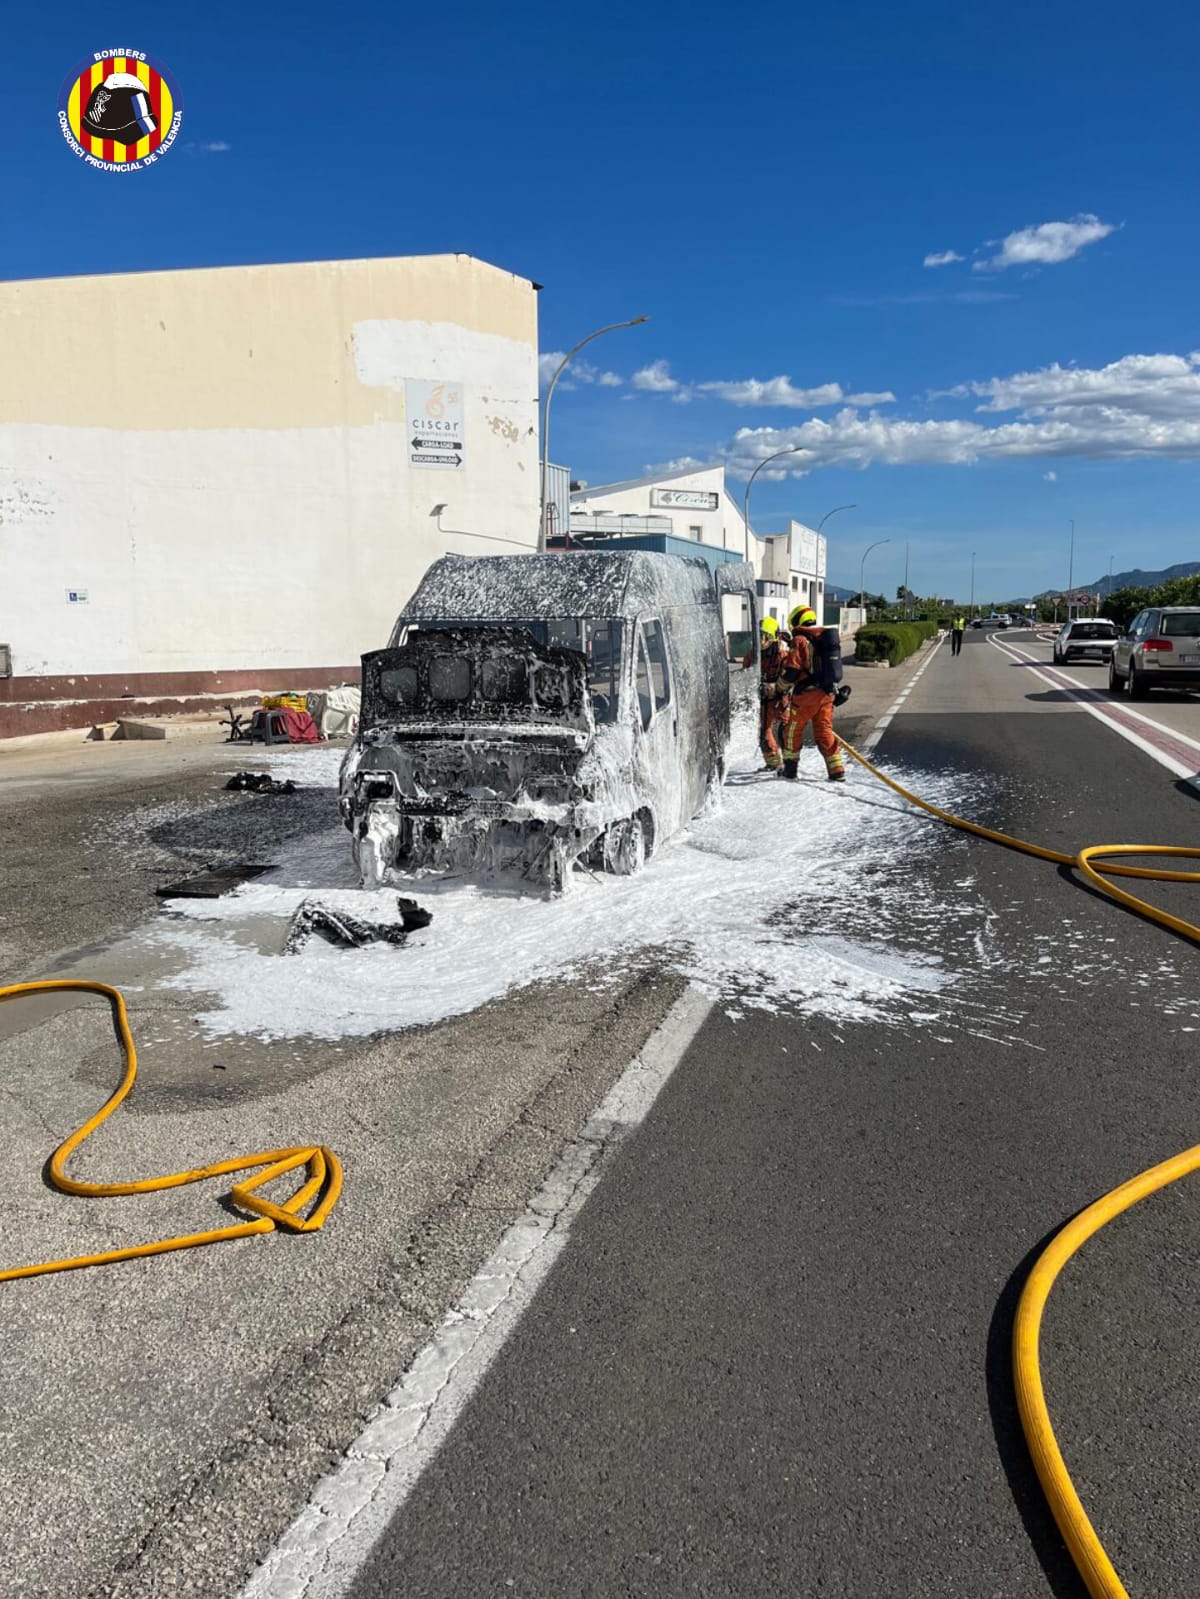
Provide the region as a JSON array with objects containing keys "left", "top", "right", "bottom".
[
  {"left": 742, "top": 446, "right": 804, "bottom": 560},
  {"left": 858, "top": 538, "right": 891, "bottom": 612},
  {"left": 817, "top": 503, "right": 856, "bottom": 534},
  {"left": 538, "top": 316, "right": 650, "bottom": 551}
]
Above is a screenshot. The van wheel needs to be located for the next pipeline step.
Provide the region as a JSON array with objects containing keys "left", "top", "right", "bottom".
[{"left": 603, "top": 816, "right": 647, "bottom": 876}]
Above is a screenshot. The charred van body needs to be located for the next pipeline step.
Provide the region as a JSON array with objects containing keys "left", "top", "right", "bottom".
[{"left": 339, "top": 551, "right": 756, "bottom": 892}]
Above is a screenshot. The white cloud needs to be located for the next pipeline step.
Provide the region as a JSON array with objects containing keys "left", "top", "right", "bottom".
[
  {"left": 626, "top": 372, "right": 897, "bottom": 410},
  {"left": 632, "top": 359, "right": 680, "bottom": 393},
  {"left": 704, "top": 349, "right": 1200, "bottom": 476},
  {"left": 974, "top": 214, "right": 1118, "bottom": 272},
  {"left": 1043, "top": 470, "right": 1058, "bottom": 481},
  {"left": 695, "top": 376, "right": 844, "bottom": 408},
  {"left": 538, "top": 353, "right": 624, "bottom": 388},
  {"left": 967, "top": 352, "right": 1200, "bottom": 417},
  {"left": 923, "top": 250, "right": 964, "bottom": 267}
]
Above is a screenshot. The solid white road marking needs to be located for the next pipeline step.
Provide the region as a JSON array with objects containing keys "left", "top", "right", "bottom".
[
  {"left": 238, "top": 984, "right": 715, "bottom": 1599},
  {"left": 988, "top": 634, "right": 1200, "bottom": 787}
]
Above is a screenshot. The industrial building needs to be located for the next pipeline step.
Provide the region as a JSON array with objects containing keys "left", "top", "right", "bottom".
[
  {"left": 0, "top": 253, "right": 540, "bottom": 736},
  {"left": 566, "top": 467, "right": 827, "bottom": 628}
]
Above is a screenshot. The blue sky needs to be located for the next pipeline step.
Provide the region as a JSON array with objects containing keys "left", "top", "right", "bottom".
[{"left": 6, "top": 0, "right": 1199, "bottom": 601}]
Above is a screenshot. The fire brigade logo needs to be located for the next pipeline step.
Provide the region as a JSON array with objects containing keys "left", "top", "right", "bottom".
[{"left": 57, "top": 50, "right": 183, "bottom": 171}]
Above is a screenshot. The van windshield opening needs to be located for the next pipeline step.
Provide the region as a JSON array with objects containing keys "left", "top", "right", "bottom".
[{"left": 410, "top": 618, "right": 624, "bottom": 723}]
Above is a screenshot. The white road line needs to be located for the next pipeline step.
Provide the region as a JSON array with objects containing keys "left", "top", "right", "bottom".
[
  {"left": 238, "top": 985, "right": 715, "bottom": 1599},
  {"left": 988, "top": 635, "right": 1200, "bottom": 787},
  {"left": 860, "top": 635, "right": 946, "bottom": 756}
]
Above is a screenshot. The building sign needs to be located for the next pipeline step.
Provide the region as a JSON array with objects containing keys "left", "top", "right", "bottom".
[
  {"left": 406, "top": 379, "right": 465, "bottom": 469},
  {"left": 791, "top": 526, "right": 827, "bottom": 578},
  {"left": 650, "top": 488, "right": 719, "bottom": 511}
]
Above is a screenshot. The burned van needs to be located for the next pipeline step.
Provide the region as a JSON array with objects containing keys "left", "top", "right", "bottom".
[{"left": 339, "top": 551, "right": 756, "bottom": 892}]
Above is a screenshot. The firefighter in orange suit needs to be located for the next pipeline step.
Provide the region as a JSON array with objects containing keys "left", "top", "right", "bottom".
[
  {"left": 779, "top": 606, "right": 846, "bottom": 782},
  {"left": 744, "top": 616, "right": 789, "bottom": 770}
]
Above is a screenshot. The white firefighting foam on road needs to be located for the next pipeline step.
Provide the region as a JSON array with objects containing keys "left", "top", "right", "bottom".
[{"left": 149, "top": 720, "right": 983, "bottom": 1041}]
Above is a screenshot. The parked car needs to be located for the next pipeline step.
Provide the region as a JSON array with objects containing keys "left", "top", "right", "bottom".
[
  {"left": 339, "top": 551, "right": 757, "bottom": 892},
  {"left": 1108, "top": 606, "right": 1200, "bottom": 698},
  {"left": 1053, "top": 618, "right": 1120, "bottom": 664}
]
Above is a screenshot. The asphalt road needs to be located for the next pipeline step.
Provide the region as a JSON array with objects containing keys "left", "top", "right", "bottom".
[{"left": 350, "top": 627, "right": 1200, "bottom": 1599}]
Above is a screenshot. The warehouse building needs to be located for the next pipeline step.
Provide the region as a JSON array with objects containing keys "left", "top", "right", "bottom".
[{"left": 0, "top": 253, "right": 539, "bottom": 736}]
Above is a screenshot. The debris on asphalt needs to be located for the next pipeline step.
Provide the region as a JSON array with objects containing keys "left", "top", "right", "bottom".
[
  {"left": 283, "top": 896, "right": 432, "bottom": 955},
  {"left": 397, "top": 896, "right": 434, "bottom": 931},
  {"left": 155, "top": 862, "right": 277, "bottom": 899},
  {"left": 225, "top": 772, "right": 299, "bottom": 795}
]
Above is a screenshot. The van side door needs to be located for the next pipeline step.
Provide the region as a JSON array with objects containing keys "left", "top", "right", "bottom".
[{"left": 633, "top": 617, "right": 685, "bottom": 834}]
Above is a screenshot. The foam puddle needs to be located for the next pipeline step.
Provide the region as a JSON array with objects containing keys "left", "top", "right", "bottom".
[{"left": 145, "top": 724, "right": 985, "bottom": 1041}]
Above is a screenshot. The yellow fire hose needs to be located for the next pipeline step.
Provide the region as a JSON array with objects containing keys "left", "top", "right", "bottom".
[
  {"left": 837, "top": 735, "right": 1200, "bottom": 1599},
  {"left": 0, "top": 979, "right": 341, "bottom": 1284}
]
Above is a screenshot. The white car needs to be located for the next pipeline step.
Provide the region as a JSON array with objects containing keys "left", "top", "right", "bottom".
[{"left": 1053, "top": 618, "right": 1120, "bottom": 664}]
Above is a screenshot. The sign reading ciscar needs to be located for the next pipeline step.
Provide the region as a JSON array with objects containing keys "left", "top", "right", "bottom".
[
  {"left": 406, "top": 379, "right": 465, "bottom": 469},
  {"left": 650, "top": 488, "right": 719, "bottom": 511}
]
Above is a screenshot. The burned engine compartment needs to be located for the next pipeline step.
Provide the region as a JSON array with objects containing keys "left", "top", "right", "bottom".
[
  {"left": 339, "top": 552, "right": 755, "bottom": 894},
  {"left": 342, "top": 626, "right": 619, "bottom": 891}
]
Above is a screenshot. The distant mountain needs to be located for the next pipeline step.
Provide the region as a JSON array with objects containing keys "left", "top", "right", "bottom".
[
  {"left": 1035, "top": 561, "right": 1199, "bottom": 599},
  {"left": 825, "top": 582, "right": 861, "bottom": 603}
]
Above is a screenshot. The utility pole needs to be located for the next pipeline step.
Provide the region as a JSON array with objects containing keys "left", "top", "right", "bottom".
[
  {"left": 903, "top": 541, "right": 910, "bottom": 618},
  {"left": 969, "top": 551, "right": 975, "bottom": 617},
  {"left": 1067, "top": 519, "right": 1075, "bottom": 620}
]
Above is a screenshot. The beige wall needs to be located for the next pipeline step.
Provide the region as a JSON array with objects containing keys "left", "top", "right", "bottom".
[{"left": 0, "top": 255, "right": 540, "bottom": 680}]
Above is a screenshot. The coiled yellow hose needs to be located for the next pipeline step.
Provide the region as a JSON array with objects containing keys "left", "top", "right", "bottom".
[
  {"left": 837, "top": 735, "right": 1200, "bottom": 1599},
  {"left": 0, "top": 979, "right": 342, "bottom": 1283}
]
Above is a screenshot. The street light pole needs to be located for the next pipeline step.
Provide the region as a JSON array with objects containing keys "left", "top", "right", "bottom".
[
  {"left": 903, "top": 541, "right": 910, "bottom": 618},
  {"left": 970, "top": 551, "right": 976, "bottom": 617},
  {"left": 539, "top": 316, "right": 649, "bottom": 551},
  {"left": 858, "top": 539, "right": 891, "bottom": 612},
  {"left": 816, "top": 503, "right": 856, "bottom": 534},
  {"left": 742, "top": 447, "right": 804, "bottom": 561}
]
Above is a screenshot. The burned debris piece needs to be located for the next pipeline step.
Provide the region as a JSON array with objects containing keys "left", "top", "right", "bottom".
[
  {"left": 397, "top": 897, "right": 434, "bottom": 931},
  {"left": 156, "top": 863, "right": 276, "bottom": 899},
  {"left": 283, "top": 895, "right": 433, "bottom": 954},
  {"left": 225, "top": 771, "right": 299, "bottom": 795}
]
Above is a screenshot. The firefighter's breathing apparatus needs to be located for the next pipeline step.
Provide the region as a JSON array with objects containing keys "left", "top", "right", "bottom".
[
  {"left": 836, "top": 732, "right": 1200, "bottom": 1599},
  {"left": 3, "top": 661, "right": 1199, "bottom": 1599}
]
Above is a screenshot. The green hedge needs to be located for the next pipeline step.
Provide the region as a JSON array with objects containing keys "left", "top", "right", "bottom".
[{"left": 854, "top": 621, "right": 937, "bottom": 666}]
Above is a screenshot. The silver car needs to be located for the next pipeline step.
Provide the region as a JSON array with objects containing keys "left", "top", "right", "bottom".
[
  {"left": 1053, "top": 617, "right": 1119, "bottom": 665},
  {"left": 1108, "top": 606, "right": 1200, "bottom": 697}
]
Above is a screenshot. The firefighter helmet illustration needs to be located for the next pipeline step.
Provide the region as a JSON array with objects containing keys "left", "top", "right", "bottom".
[
  {"left": 80, "top": 72, "right": 157, "bottom": 144},
  {"left": 57, "top": 51, "right": 183, "bottom": 169}
]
